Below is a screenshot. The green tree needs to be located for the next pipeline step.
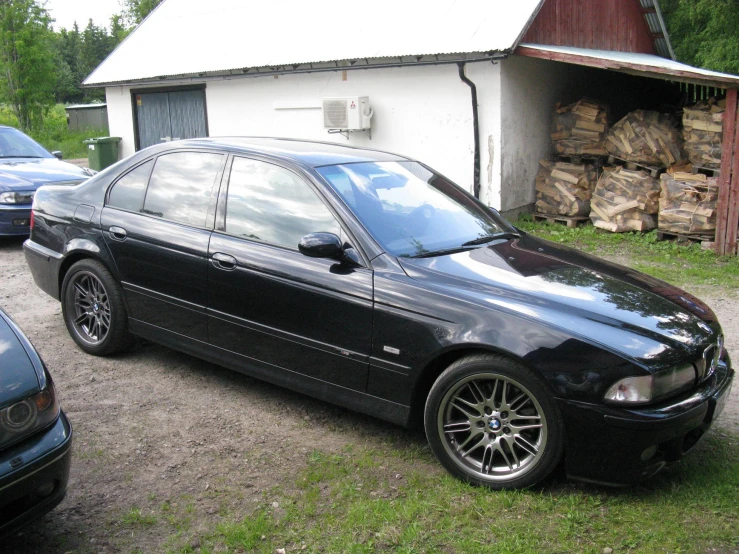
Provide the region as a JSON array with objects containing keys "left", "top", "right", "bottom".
[
  {"left": 122, "top": 0, "right": 164, "bottom": 27},
  {"left": 0, "top": 0, "right": 56, "bottom": 131},
  {"left": 660, "top": 0, "right": 739, "bottom": 75}
]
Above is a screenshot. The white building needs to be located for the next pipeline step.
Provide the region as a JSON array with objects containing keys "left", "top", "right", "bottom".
[{"left": 86, "top": 0, "right": 739, "bottom": 223}]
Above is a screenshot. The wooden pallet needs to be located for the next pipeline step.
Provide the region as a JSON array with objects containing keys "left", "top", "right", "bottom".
[
  {"left": 532, "top": 213, "right": 590, "bottom": 228},
  {"left": 656, "top": 230, "right": 715, "bottom": 244},
  {"left": 691, "top": 165, "right": 721, "bottom": 178},
  {"left": 555, "top": 154, "right": 607, "bottom": 166},
  {"left": 607, "top": 155, "right": 664, "bottom": 178}
]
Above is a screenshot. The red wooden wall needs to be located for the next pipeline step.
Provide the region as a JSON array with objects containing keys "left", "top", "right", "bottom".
[{"left": 522, "top": 0, "right": 656, "bottom": 54}]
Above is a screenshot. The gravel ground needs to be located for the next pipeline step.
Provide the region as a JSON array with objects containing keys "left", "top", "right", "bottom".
[{"left": 1, "top": 236, "right": 737, "bottom": 553}]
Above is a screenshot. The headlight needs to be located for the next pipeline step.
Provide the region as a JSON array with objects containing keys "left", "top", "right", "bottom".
[
  {"left": 0, "top": 191, "right": 35, "bottom": 204},
  {"left": 604, "top": 363, "right": 696, "bottom": 404},
  {"left": 0, "top": 383, "right": 59, "bottom": 449}
]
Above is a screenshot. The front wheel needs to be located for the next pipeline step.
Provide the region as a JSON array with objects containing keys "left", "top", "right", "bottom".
[
  {"left": 61, "top": 259, "right": 132, "bottom": 356},
  {"left": 424, "top": 353, "right": 563, "bottom": 489}
]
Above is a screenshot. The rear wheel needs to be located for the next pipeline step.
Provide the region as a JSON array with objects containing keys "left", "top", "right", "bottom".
[
  {"left": 424, "top": 353, "right": 563, "bottom": 489},
  {"left": 61, "top": 259, "right": 132, "bottom": 356}
]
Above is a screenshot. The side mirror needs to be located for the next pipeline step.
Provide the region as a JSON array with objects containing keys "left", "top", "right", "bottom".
[
  {"left": 299, "top": 233, "right": 362, "bottom": 267},
  {"left": 52, "top": 151, "right": 63, "bottom": 160}
]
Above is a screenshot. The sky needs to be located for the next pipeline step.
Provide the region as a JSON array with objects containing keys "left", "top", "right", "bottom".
[{"left": 44, "top": 0, "right": 123, "bottom": 31}]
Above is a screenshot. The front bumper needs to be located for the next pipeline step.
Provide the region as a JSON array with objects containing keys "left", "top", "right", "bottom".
[
  {"left": 558, "top": 362, "right": 734, "bottom": 485},
  {"left": 0, "top": 411, "right": 73, "bottom": 536},
  {"left": 0, "top": 204, "right": 32, "bottom": 236}
]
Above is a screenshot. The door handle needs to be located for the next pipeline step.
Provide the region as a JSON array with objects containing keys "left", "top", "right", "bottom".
[
  {"left": 212, "top": 252, "right": 237, "bottom": 270},
  {"left": 108, "top": 226, "right": 127, "bottom": 241}
]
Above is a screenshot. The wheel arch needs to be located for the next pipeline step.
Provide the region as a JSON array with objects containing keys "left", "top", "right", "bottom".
[
  {"left": 408, "top": 344, "right": 549, "bottom": 429},
  {"left": 58, "top": 240, "right": 119, "bottom": 300}
]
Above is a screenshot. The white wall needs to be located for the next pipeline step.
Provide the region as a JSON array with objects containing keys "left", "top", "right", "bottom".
[
  {"left": 499, "top": 56, "right": 577, "bottom": 215},
  {"left": 105, "top": 62, "right": 503, "bottom": 206}
]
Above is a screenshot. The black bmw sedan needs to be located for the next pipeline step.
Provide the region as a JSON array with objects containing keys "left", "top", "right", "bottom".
[
  {"left": 0, "top": 308, "right": 72, "bottom": 534},
  {"left": 23, "top": 138, "right": 733, "bottom": 489}
]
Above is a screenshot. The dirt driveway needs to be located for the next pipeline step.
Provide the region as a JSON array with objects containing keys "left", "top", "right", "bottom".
[{"left": 1, "top": 236, "right": 737, "bottom": 553}]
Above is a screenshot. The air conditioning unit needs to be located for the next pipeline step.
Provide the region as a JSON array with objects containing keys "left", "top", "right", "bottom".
[{"left": 323, "top": 97, "right": 373, "bottom": 130}]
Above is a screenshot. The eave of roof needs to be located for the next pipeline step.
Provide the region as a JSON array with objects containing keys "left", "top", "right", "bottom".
[{"left": 515, "top": 44, "right": 739, "bottom": 88}]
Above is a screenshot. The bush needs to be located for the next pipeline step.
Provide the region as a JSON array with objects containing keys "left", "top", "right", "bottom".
[{"left": 0, "top": 103, "right": 106, "bottom": 159}]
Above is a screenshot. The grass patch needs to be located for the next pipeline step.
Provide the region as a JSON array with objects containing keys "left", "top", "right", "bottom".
[
  {"left": 122, "top": 507, "right": 158, "bottom": 527},
  {"left": 516, "top": 215, "right": 739, "bottom": 290},
  {"left": 0, "top": 103, "right": 106, "bottom": 159},
  {"left": 167, "top": 432, "right": 739, "bottom": 553}
]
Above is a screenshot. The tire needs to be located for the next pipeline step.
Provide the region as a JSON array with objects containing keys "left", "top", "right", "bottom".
[
  {"left": 424, "top": 353, "right": 563, "bottom": 490},
  {"left": 61, "top": 259, "right": 132, "bottom": 356}
]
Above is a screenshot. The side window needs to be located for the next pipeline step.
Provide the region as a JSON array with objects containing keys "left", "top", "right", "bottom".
[
  {"left": 107, "top": 160, "right": 153, "bottom": 211},
  {"left": 142, "top": 152, "right": 223, "bottom": 227},
  {"left": 225, "top": 157, "right": 341, "bottom": 249}
]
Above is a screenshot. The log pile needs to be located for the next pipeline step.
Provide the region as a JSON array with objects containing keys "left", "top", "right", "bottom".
[
  {"left": 682, "top": 98, "right": 725, "bottom": 169},
  {"left": 551, "top": 99, "right": 609, "bottom": 156},
  {"left": 658, "top": 169, "right": 719, "bottom": 235},
  {"left": 590, "top": 167, "right": 660, "bottom": 232},
  {"left": 534, "top": 159, "right": 598, "bottom": 217},
  {"left": 605, "top": 110, "right": 683, "bottom": 167}
]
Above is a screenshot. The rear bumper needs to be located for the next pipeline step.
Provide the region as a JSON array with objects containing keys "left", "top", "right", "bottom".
[
  {"left": 0, "top": 204, "right": 32, "bottom": 236},
  {"left": 558, "top": 362, "right": 734, "bottom": 485},
  {"left": 0, "top": 412, "right": 73, "bottom": 536},
  {"left": 23, "top": 239, "right": 64, "bottom": 300}
]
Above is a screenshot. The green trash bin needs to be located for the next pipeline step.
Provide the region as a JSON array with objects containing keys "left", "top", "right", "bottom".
[{"left": 83, "top": 136, "right": 121, "bottom": 171}]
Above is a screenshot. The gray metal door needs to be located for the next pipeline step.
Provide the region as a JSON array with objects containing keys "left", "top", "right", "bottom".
[{"left": 135, "top": 89, "right": 207, "bottom": 150}]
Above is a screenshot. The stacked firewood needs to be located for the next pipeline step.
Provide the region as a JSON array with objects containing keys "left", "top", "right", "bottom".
[
  {"left": 605, "top": 110, "right": 683, "bottom": 167},
  {"left": 534, "top": 159, "right": 598, "bottom": 217},
  {"left": 550, "top": 99, "right": 609, "bottom": 156},
  {"left": 682, "top": 98, "right": 726, "bottom": 169},
  {"left": 590, "top": 167, "right": 661, "bottom": 232},
  {"left": 658, "top": 167, "right": 719, "bottom": 235}
]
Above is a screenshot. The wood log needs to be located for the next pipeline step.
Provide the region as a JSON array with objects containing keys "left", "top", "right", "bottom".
[
  {"left": 658, "top": 173, "right": 719, "bottom": 235},
  {"left": 604, "top": 110, "right": 683, "bottom": 167},
  {"left": 682, "top": 99, "right": 724, "bottom": 169},
  {"left": 552, "top": 98, "right": 609, "bottom": 156},
  {"left": 534, "top": 159, "right": 598, "bottom": 217},
  {"left": 589, "top": 167, "right": 660, "bottom": 232}
]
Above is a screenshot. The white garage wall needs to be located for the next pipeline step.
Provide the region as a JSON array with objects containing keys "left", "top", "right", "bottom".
[
  {"left": 499, "top": 56, "right": 577, "bottom": 216},
  {"left": 105, "top": 62, "right": 504, "bottom": 207}
]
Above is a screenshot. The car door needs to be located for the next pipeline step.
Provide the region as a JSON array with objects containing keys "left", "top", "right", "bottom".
[
  {"left": 207, "top": 156, "right": 373, "bottom": 391},
  {"left": 101, "top": 150, "right": 226, "bottom": 342}
]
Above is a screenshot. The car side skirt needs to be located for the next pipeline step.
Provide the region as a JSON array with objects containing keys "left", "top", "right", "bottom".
[{"left": 128, "top": 319, "right": 412, "bottom": 427}]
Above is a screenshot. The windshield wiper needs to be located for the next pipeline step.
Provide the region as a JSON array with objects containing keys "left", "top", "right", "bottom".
[
  {"left": 462, "top": 231, "right": 520, "bottom": 246},
  {"left": 409, "top": 246, "right": 477, "bottom": 259}
]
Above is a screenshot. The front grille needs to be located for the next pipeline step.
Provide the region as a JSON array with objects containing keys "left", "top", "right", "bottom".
[{"left": 697, "top": 335, "right": 723, "bottom": 381}]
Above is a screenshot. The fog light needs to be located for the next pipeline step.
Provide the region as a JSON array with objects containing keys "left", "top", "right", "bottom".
[
  {"left": 12, "top": 218, "right": 30, "bottom": 226},
  {"left": 641, "top": 445, "right": 657, "bottom": 461},
  {"left": 36, "top": 481, "right": 55, "bottom": 498}
]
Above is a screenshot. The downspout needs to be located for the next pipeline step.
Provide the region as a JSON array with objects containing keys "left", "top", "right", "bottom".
[{"left": 458, "top": 62, "right": 480, "bottom": 199}]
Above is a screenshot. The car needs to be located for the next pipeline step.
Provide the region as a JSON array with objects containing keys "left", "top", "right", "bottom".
[
  {"left": 22, "top": 137, "right": 733, "bottom": 489},
  {"left": 0, "top": 125, "right": 94, "bottom": 236},
  {"left": 0, "top": 307, "right": 72, "bottom": 535}
]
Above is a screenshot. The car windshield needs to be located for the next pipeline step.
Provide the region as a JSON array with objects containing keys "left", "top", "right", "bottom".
[
  {"left": 316, "top": 161, "right": 513, "bottom": 257},
  {"left": 0, "top": 127, "right": 53, "bottom": 159}
]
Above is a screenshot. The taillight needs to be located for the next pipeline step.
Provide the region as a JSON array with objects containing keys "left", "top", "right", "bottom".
[{"left": 30, "top": 210, "right": 35, "bottom": 229}]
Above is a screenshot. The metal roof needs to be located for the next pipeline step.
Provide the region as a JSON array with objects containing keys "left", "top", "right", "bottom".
[
  {"left": 516, "top": 44, "right": 739, "bottom": 88},
  {"left": 65, "top": 103, "right": 107, "bottom": 110},
  {"left": 639, "top": 0, "right": 675, "bottom": 60},
  {"left": 84, "top": 0, "right": 545, "bottom": 87}
]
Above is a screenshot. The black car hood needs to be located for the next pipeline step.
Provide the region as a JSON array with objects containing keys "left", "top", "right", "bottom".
[
  {"left": 0, "top": 313, "right": 41, "bottom": 407},
  {"left": 0, "top": 157, "right": 89, "bottom": 191},
  {"left": 398, "top": 234, "right": 717, "bottom": 367}
]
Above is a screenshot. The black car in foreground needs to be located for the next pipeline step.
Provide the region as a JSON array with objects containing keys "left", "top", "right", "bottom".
[
  {"left": 0, "top": 308, "right": 72, "bottom": 534},
  {"left": 23, "top": 138, "right": 733, "bottom": 489}
]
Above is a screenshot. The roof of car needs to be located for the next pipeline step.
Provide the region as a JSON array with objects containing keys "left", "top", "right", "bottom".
[{"left": 169, "top": 137, "right": 411, "bottom": 167}]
